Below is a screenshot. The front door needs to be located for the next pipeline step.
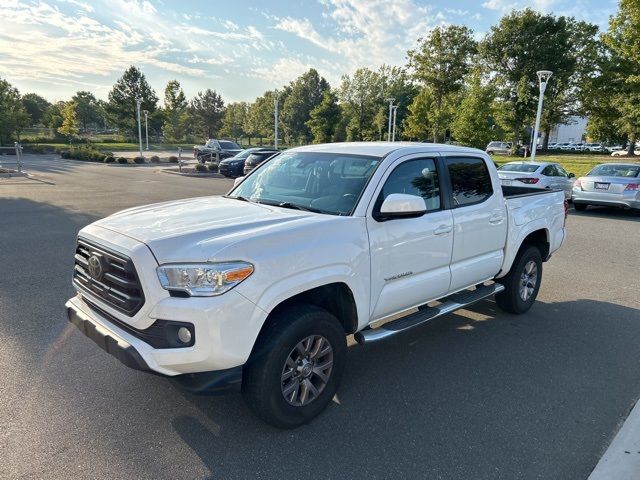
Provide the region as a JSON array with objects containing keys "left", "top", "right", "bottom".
[{"left": 366, "top": 157, "right": 453, "bottom": 321}]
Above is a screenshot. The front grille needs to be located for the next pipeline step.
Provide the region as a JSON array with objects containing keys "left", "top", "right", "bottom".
[{"left": 73, "top": 238, "right": 145, "bottom": 316}]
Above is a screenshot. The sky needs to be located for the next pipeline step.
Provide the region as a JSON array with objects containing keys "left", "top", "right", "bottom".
[{"left": 0, "top": 0, "right": 619, "bottom": 104}]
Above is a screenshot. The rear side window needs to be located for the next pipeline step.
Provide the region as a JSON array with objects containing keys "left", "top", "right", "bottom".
[{"left": 446, "top": 157, "right": 493, "bottom": 207}]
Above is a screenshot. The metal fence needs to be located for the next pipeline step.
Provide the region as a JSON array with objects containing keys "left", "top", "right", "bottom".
[{"left": 0, "top": 143, "right": 23, "bottom": 173}]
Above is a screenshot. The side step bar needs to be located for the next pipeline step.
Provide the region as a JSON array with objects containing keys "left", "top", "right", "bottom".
[{"left": 354, "top": 283, "right": 505, "bottom": 345}]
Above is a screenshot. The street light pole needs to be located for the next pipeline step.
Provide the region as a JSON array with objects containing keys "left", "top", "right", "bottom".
[
  {"left": 530, "top": 70, "right": 552, "bottom": 162},
  {"left": 273, "top": 91, "right": 279, "bottom": 149},
  {"left": 143, "top": 110, "right": 149, "bottom": 150},
  {"left": 135, "top": 97, "right": 143, "bottom": 158},
  {"left": 391, "top": 105, "right": 399, "bottom": 142},
  {"left": 385, "top": 97, "right": 395, "bottom": 141}
]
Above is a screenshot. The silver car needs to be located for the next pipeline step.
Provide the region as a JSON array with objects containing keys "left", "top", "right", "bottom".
[
  {"left": 485, "top": 141, "right": 512, "bottom": 155},
  {"left": 572, "top": 163, "right": 640, "bottom": 211},
  {"left": 497, "top": 161, "right": 575, "bottom": 199}
]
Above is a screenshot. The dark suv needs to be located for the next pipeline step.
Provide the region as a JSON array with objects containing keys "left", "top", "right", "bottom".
[{"left": 243, "top": 149, "right": 279, "bottom": 176}]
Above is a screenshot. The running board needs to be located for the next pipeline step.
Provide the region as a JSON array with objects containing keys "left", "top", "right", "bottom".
[{"left": 354, "top": 283, "right": 505, "bottom": 345}]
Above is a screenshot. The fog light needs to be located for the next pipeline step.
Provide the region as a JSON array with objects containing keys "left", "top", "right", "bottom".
[{"left": 177, "top": 327, "right": 192, "bottom": 344}]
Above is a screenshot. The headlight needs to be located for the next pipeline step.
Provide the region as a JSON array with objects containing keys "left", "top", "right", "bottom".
[{"left": 157, "top": 262, "right": 254, "bottom": 297}]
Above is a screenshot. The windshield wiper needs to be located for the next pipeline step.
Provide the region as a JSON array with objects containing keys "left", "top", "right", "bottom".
[
  {"left": 223, "top": 195, "right": 251, "bottom": 202},
  {"left": 256, "top": 199, "right": 324, "bottom": 214}
]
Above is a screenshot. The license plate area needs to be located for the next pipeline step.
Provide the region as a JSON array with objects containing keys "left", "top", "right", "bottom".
[
  {"left": 594, "top": 182, "right": 610, "bottom": 190},
  {"left": 501, "top": 179, "right": 512, "bottom": 186}
]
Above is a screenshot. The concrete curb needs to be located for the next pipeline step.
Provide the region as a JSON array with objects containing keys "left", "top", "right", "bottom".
[{"left": 162, "top": 169, "right": 226, "bottom": 178}]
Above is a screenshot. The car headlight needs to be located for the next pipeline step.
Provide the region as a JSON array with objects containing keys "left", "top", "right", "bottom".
[{"left": 157, "top": 262, "right": 254, "bottom": 297}]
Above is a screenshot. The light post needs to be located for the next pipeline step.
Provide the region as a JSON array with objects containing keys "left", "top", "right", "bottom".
[
  {"left": 530, "top": 70, "right": 552, "bottom": 162},
  {"left": 273, "top": 91, "right": 279, "bottom": 149},
  {"left": 385, "top": 97, "right": 395, "bottom": 141},
  {"left": 391, "top": 105, "right": 399, "bottom": 142},
  {"left": 143, "top": 110, "right": 149, "bottom": 150},
  {"left": 135, "top": 97, "right": 143, "bottom": 158}
]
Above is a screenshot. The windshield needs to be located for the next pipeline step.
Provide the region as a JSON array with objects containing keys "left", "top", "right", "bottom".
[
  {"left": 233, "top": 148, "right": 260, "bottom": 160},
  {"left": 587, "top": 164, "right": 640, "bottom": 177},
  {"left": 498, "top": 163, "right": 540, "bottom": 173},
  {"left": 219, "top": 141, "right": 241, "bottom": 150},
  {"left": 229, "top": 151, "right": 381, "bottom": 215}
]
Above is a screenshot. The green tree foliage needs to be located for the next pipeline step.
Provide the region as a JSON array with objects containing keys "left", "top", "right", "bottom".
[
  {"left": 244, "top": 91, "right": 278, "bottom": 144},
  {"left": 106, "top": 66, "right": 158, "bottom": 137},
  {"left": 42, "top": 101, "right": 65, "bottom": 130},
  {"left": 57, "top": 101, "right": 79, "bottom": 139},
  {"left": 306, "top": 90, "right": 342, "bottom": 143},
  {"left": 451, "top": 72, "right": 497, "bottom": 148},
  {"left": 409, "top": 25, "right": 477, "bottom": 142},
  {"left": 220, "top": 102, "right": 249, "bottom": 142},
  {"left": 339, "top": 67, "right": 382, "bottom": 141},
  {"left": 162, "top": 80, "right": 187, "bottom": 142},
  {"left": 189, "top": 89, "right": 225, "bottom": 139},
  {"left": 21, "top": 93, "right": 51, "bottom": 126},
  {"left": 280, "top": 69, "right": 330, "bottom": 144},
  {"left": 72, "top": 91, "right": 104, "bottom": 131},
  {"left": 480, "top": 9, "right": 581, "bottom": 152},
  {"left": 404, "top": 88, "right": 435, "bottom": 140},
  {"left": 0, "top": 78, "right": 30, "bottom": 144}
]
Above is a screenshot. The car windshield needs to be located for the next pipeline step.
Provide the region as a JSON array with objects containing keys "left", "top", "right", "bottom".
[
  {"left": 233, "top": 148, "right": 260, "bottom": 160},
  {"left": 498, "top": 163, "right": 540, "bottom": 173},
  {"left": 219, "top": 141, "right": 241, "bottom": 150},
  {"left": 229, "top": 151, "right": 381, "bottom": 216},
  {"left": 587, "top": 164, "right": 640, "bottom": 177}
]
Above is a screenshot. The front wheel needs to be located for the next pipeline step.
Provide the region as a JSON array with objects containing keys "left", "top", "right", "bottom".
[
  {"left": 242, "top": 304, "right": 346, "bottom": 429},
  {"left": 495, "top": 245, "right": 542, "bottom": 314}
]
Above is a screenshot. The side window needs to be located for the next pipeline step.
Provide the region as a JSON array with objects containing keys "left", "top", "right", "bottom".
[
  {"left": 541, "top": 165, "right": 554, "bottom": 176},
  {"left": 379, "top": 159, "right": 441, "bottom": 212},
  {"left": 555, "top": 165, "right": 569, "bottom": 177},
  {"left": 446, "top": 157, "right": 493, "bottom": 207}
]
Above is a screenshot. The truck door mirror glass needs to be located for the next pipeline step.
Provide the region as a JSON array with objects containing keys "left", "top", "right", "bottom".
[
  {"left": 375, "top": 194, "right": 427, "bottom": 221},
  {"left": 233, "top": 176, "right": 245, "bottom": 187}
]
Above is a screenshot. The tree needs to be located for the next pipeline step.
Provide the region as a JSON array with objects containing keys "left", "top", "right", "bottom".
[
  {"left": 189, "top": 89, "right": 225, "bottom": 139},
  {"left": 306, "top": 90, "right": 342, "bottom": 143},
  {"left": 451, "top": 72, "right": 497, "bottom": 149},
  {"left": 409, "top": 25, "right": 477, "bottom": 142},
  {"left": 42, "top": 102, "right": 65, "bottom": 131},
  {"left": 21, "top": 93, "right": 51, "bottom": 126},
  {"left": 0, "top": 78, "right": 30, "bottom": 144},
  {"left": 220, "top": 102, "right": 248, "bottom": 142},
  {"left": 57, "top": 101, "right": 79, "bottom": 139},
  {"left": 480, "top": 9, "right": 578, "bottom": 153},
  {"left": 280, "top": 69, "right": 330, "bottom": 144},
  {"left": 339, "top": 67, "right": 384, "bottom": 141},
  {"left": 72, "top": 91, "right": 103, "bottom": 132},
  {"left": 404, "top": 88, "right": 435, "bottom": 140},
  {"left": 106, "top": 66, "right": 158, "bottom": 137},
  {"left": 244, "top": 91, "right": 278, "bottom": 145},
  {"left": 162, "top": 80, "right": 187, "bottom": 142},
  {"left": 598, "top": 0, "right": 640, "bottom": 155}
]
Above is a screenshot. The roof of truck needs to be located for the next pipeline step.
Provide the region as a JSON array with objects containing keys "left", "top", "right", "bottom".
[{"left": 291, "top": 141, "right": 484, "bottom": 157}]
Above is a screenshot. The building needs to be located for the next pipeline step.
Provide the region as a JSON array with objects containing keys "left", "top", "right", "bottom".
[{"left": 545, "top": 116, "right": 588, "bottom": 144}]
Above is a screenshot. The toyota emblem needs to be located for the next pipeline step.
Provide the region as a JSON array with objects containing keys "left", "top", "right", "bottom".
[{"left": 87, "top": 255, "right": 104, "bottom": 280}]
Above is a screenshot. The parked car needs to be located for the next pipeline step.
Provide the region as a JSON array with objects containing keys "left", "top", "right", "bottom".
[
  {"left": 572, "top": 163, "right": 640, "bottom": 211},
  {"left": 611, "top": 148, "right": 640, "bottom": 156},
  {"left": 243, "top": 149, "right": 279, "bottom": 176},
  {"left": 585, "top": 143, "right": 605, "bottom": 152},
  {"left": 556, "top": 143, "right": 572, "bottom": 151},
  {"left": 547, "top": 142, "right": 558, "bottom": 150},
  {"left": 606, "top": 145, "right": 623, "bottom": 153},
  {"left": 485, "top": 141, "right": 512, "bottom": 155},
  {"left": 66, "top": 142, "right": 567, "bottom": 428},
  {"left": 218, "top": 148, "right": 266, "bottom": 177},
  {"left": 193, "top": 139, "right": 243, "bottom": 163},
  {"left": 497, "top": 161, "right": 575, "bottom": 199}
]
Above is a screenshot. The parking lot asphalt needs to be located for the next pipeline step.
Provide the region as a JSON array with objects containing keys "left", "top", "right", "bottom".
[{"left": 1, "top": 155, "right": 639, "bottom": 480}]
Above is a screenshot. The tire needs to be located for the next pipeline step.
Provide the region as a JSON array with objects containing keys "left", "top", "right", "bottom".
[
  {"left": 573, "top": 203, "right": 587, "bottom": 211},
  {"left": 242, "top": 304, "right": 347, "bottom": 429},
  {"left": 495, "top": 245, "right": 543, "bottom": 314},
  {"left": 487, "top": 151, "right": 494, "bottom": 155}
]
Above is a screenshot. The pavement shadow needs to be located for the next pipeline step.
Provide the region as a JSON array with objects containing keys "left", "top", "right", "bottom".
[
  {"left": 171, "top": 298, "right": 640, "bottom": 480},
  {"left": 569, "top": 205, "right": 640, "bottom": 222}
]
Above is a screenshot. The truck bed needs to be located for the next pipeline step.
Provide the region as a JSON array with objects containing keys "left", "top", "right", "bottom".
[{"left": 502, "top": 185, "right": 558, "bottom": 198}]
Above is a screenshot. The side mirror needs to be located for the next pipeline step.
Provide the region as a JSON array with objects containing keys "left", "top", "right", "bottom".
[
  {"left": 374, "top": 194, "right": 427, "bottom": 222},
  {"left": 233, "top": 176, "right": 245, "bottom": 187},
  {"left": 568, "top": 172, "right": 575, "bottom": 178}
]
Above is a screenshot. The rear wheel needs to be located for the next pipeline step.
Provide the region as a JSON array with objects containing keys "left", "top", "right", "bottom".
[
  {"left": 495, "top": 245, "right": 542, "bottom": 314},
  {"left": 573, "top": 203, "right": 587, "bottom": 211},
  {"left": 242, "top": 304, "right": 346, "bottom": 429}
]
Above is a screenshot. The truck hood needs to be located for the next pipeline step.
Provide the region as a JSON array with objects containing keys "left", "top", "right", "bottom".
[{"left": 94, "top": 196, "right": 327, "bottom": 263}]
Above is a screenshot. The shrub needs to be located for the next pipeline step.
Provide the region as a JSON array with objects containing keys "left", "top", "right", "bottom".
[
  {"left": 117, "top": 157, "right": 128, "bottom": 164},
  {"left": 168, "top": 156, "right": 178, "bottom": 163},
  {"left": 103, "top": 155, "right": 115, "bottom": 163},
  {"left": 207, "top": 164, "right": 218, "bottom": 172},
  {"left": 195, "top": 163, "right": 207, "bottom": 172},
  {"left": 60, "top": 150, "right": 70, "bottom": 159},
  {"left": 133, "top": 156, "right": 146, "bottom": 164},
  {"left": 150, "top": 155, "right": 160, "bottom": 163}
]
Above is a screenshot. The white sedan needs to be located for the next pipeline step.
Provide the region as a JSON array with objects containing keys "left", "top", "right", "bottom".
[
  {"left": 611, "top": 149, "right": 640, "bottom": 156},
  {"left": 497, "top": 161, "right": 575, "bottom": 199}
]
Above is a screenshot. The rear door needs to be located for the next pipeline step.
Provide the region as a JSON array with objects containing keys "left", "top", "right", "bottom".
[
  {"left": 443, "top": 155, "right": 508, "bottom": 291},
  {"left": 366, "top": 155, "right": 453, "bottom": 320}
]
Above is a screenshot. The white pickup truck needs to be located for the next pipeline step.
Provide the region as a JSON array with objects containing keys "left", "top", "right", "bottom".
[{"left": 66, "top": 142, "right": 567, "bottom": 428}]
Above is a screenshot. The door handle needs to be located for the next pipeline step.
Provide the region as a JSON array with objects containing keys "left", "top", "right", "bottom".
[
  {"left": 489, "top": 214, "right": 504, "bottom": 224},
  {"left": 434, "top": 225, "right": 452, "bottom": 235}
]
